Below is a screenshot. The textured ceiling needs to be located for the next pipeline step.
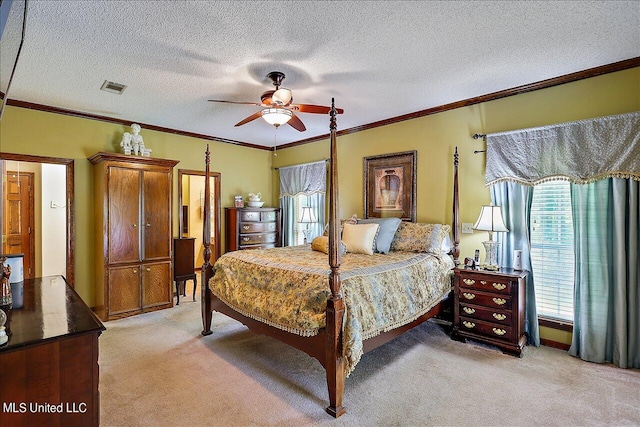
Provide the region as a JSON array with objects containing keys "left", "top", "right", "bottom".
[{"left": 1, "top": 0, "right": 639, "bottom": 148}]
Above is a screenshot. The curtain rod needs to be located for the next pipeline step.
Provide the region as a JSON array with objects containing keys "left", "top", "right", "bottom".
[
  {"left": 273, "top": 158, "right": 329, "bottom": 171},
  {"left": 472, "top": 133, "right": 487, "bottom": 154}
]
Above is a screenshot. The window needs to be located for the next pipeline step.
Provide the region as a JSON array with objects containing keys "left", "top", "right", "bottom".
[{"left": 530, "top": 180, "right": 575, "bottom": 322}]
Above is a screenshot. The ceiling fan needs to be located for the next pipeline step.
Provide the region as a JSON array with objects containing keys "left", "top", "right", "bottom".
[{"left": 208, "top": 71, "right": 344, "bottom": 132}]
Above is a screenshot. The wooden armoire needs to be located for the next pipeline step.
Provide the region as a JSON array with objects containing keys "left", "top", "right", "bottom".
[{"left": 89, "top": 152, "right": 179, "bottom": 321}]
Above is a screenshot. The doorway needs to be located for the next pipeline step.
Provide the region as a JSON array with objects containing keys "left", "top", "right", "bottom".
[
  {"left": 177, "top": 169, "right": 221, "bottom": 270},
  {"left": 0, "top": 153, "right": 74, "bottom": 286}
]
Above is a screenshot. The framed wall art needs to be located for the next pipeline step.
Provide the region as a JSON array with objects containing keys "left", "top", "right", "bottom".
[{"left": 363, "top": 150, "right": 416, "bottom": 221}]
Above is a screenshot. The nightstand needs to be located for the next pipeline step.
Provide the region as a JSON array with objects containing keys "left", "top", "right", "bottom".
[{"left": 452, "top": 267, "right": 529, "bottom": 357}]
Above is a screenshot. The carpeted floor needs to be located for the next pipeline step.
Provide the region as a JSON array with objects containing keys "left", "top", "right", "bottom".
[{"left": 99, "top": 285, "right": 640, "bottom": 426}]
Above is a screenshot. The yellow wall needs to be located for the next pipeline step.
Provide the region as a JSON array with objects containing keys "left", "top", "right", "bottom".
[
  {"left": 0, "top": 107, "right": 273, "bottom": 304},
  {"left": 272, "top": 67, "right": 640, "bottom": 344},
  {"left": 0, "top": 66, "right": 637, "bottom": 346},
  {"left": 275, "top": 68, "right": 639, "bottom": 259}
]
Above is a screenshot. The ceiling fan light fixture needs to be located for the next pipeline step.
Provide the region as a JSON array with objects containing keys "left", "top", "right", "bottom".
[
  {"left": 272, "top": 88, "right": 292, "bottom": 105},
  {"left": 261, "top": 108, "right": 292, "bottom": 127}
]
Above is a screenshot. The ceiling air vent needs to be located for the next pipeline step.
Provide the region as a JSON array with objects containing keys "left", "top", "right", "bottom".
[{"left": 100, "top": 80, "right": 127, "bottom": 94}]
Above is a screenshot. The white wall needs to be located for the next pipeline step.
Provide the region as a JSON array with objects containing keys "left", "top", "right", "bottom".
[{"left": 40, "top": 163, "right": 66, "bottom": 276}]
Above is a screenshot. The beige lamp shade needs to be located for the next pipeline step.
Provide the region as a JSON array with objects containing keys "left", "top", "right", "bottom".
[
  {"left": 473, "top": 205, "right": 508, "bottom": 270},
  {"left": 473, "top": 205, "right": 509, "bottom": 238}
]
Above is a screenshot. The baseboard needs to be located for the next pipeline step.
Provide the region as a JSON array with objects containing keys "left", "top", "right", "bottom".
[{"left": 540, "top": 338, "right": 570, "bottom": 351}]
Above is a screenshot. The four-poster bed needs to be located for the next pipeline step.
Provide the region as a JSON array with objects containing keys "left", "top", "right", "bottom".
[{"left": 200, "top": 100, "right": 460, "bottom": 417}]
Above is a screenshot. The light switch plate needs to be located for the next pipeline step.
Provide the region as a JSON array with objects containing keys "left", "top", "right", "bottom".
[{"left": 461, "top": 223, "right": 474, "bottom": 234}]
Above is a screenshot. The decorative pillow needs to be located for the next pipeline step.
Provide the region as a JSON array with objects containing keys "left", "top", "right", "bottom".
[
  {"left": 357, "top": 217, "right": 402, "bottom": 254},
  {"left": 311, "top": 235, "right": 346, "bottom": 255},
  {"left": 390, "top": 222, "right": 451, "bottom": 254},
  {"left": 341, "top": 223, "right": 380, "bottom": 255},
  {"left": 323, "top": 214, "right": 358, "bottom": 236}
]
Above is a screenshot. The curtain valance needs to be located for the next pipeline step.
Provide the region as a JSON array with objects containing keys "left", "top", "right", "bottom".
[
  {"left": 279, "top": 160, "right": 327, "bottom": 197},
  {"left": 486, "top": 111, "right": 640, "bottom": 186}
]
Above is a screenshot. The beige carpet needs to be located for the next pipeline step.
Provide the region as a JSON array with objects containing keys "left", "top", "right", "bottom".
[{"left": 99, "top": 285, "right": 640, "bottom": 426}]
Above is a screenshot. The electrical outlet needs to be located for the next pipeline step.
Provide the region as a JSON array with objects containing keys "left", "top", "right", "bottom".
[{"left": 461, "top": 223, "right": 474, "bottom": 234}]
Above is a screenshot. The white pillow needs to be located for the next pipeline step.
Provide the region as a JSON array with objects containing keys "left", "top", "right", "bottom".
[{"left": 341, "top": 223, "right": 380, "bottom": 255}]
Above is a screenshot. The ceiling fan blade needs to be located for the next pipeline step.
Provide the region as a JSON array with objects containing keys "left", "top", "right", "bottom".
[
  {"left": 289, "top": 104, "right": 344, "bottom": 114},
  {"left": 287, "top": 113, "right": 306, "bottom": 132},
  {"left": 208, "top": 99, "right": 263, "bottom": 107},
  {"left": 234, "top": 111, "right": 263, "bottom": 127}
]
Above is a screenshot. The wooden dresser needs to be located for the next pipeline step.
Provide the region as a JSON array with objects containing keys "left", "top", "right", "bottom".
[
  {"left": 452, "top": 267, "right": 529, "bottom": 357},
  {"left": 89, "top": 152, "right": 179, "bottom": 321},
  {"left": 0, "top": 276, "right": 105, "bottom": 427},
  {"left": 225, "top": 207, "right": 281, "bottom": 251}
]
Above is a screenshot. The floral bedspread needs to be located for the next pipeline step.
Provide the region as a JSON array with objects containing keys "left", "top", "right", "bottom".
[{"left": 209, "top": 245, "right": 454, "bottom": 375}]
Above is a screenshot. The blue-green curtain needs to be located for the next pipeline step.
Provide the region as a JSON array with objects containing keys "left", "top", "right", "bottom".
[
  {"left": 491, "top": 181, "right": 540, "bottom": 346},
  {"left": 569, "top": 178, "right": 640, "bottom": 368}
]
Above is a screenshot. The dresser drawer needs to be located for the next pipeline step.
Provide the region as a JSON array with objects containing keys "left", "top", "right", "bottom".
[
  {"left": 459, "top": 316, "right": 513, "bottom": 341},
  {"left": 239, "top": 221, "right": 277, "bottom": 233},
  {"left": 240, "top": 210, "right": 277, "bottom": 222},
  {"left": 459, "top": 274, "right": 511, "bottom": 294},
  {"left": 240, "top": 243, "right": 276, "bottom": 250},
  {"left": 239, "top": 232, "right": 277, "bottom": 245},
  {"left": 458, "top": 289, "right": 512, "bottom": 310},
  {"left": 459, "top": 303, "right": 512, "bottom": 324}
]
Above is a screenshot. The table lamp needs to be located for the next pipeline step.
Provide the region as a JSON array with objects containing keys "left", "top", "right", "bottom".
[
  {"left": 298, "top": 206, "right": 316, "bottom": 244},
  {"left": 473, "top": 204, "right": 509, "bottom": 270}
]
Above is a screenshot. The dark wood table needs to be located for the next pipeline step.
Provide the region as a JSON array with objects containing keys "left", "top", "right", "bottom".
[{"left": 0, "top": 276, "right": 105, "bottom": 427}]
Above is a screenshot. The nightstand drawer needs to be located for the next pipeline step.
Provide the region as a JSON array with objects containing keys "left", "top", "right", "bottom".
[
  {"left": 459, "top": 303, "right": 512, "bottom": 324},
  {"left": 459, "top": 316, "right": 513, "bottom": 341},
  {"left": 458, "top": 289, "right": 512, "bottom": 310},
  {"left": 459, "top": 274, "right": 511, "bottom": 294},
  {"left": 239, "top": 222, "right": 277, "bottom": 233}
]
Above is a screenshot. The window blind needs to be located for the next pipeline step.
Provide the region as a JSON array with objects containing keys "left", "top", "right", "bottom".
[{"left": 530, "top": 180, "right": 574, "bottom": 322}]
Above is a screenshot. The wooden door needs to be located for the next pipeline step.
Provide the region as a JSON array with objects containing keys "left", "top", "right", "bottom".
[
  {"left": 142, "top": 170, "right": 171, "bottom": 260},
  {"left": 107, "top": 265, "right": 141, "bottom": 316},
  {"left": 2, "top": 171, "right": 35, "bottom": 279},
  {"left": 108, "top": 167, "right": 141, "bottom": 264},
  {"left": 141, "top": 261, "right": 171, "bottom": 309}
]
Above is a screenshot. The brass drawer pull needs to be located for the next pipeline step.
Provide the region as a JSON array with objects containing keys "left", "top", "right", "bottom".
[
  {"left": 463, "top": 278, "right": 475, "bottom": 286},
  {"left": 242, "top": 225, "right": 250, "bottom": 230},
  {"left": 492, "top": 328, "right": 507, "bottom": 336},
  {"left": 480, "top": 280, "right": 487, "bottom": 285},
  {"left": 463, "top": 321, "right": 476, "bottom": 329},
  {"left": 492, "top": 282, "right": 507, "bottom": 291},
  {"left": 493, "top": 297, "right": 507, "bottom": 305},
  {"left": 462, "top": 307, "right": 476, "bottom": 315},
  {"left": 463, "top": 292, "right": 476, "bottom": 300},
  {"left": 492, "top": 313, "right": 507, "bottom": 321},
  {"left": 242, "top": 237, "right": 250, "bottom": 242}
]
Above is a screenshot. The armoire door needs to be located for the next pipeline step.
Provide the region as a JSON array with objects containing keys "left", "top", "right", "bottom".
[
  {"left": 108, "top": 265, "right": 141, "bottom": 315},
  {"left": 108, "top": 167, "right": 141, "bottom": 264},
  {"left": 142, "top": 170, "right": 171, "bottom": 260},
  {"left": 142, "top": 261, "right": 171, "bottom": 308}
]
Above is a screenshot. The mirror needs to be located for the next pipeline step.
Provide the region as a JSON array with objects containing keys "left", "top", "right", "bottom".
[
  {"left": 0, "top": 152, "right": 74, "bottom": 286},
  {"left": 178, "top": 169, "right": 221, "bottom": 268}
]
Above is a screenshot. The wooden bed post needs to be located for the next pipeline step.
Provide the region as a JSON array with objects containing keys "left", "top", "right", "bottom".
[
  {"left": 325, "top": 99, "right": 346, "bottom": 418},
  {"left": 201, "top": 144, "right": 213, "bottom": 336},
  {"left": 452, "top": 146, "right": 460, "bottom": 265}
]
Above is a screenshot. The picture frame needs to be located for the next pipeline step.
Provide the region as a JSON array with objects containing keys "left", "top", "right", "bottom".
[{"left": 363, "top": 150, "right": 417, "bottom": 221}]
